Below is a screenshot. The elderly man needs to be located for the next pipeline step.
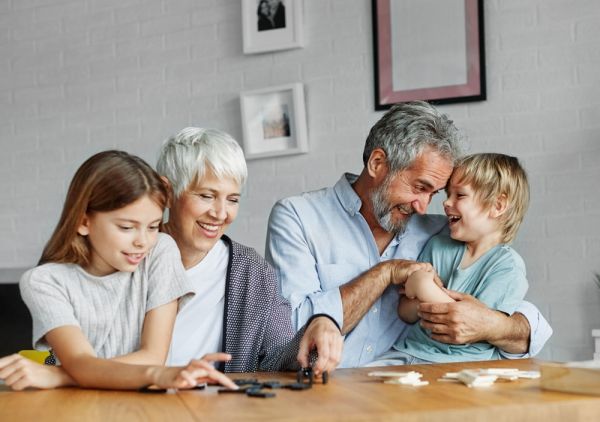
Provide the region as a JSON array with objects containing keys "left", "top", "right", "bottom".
[{"left": 266, "top": 101, "right": 552, "bottom": 368}]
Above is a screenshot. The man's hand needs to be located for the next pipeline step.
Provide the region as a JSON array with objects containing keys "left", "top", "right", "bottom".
[
  {"left": 297, "top": 316, "right": 343, "bottom": 377},
  {"left": 417, "top": 290, "right": 498, "bottom": 345},
  {"left": 387, "top": 260, "right": 436, "bottom": 286}
]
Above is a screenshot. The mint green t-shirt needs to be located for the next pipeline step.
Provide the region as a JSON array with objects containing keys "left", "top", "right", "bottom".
[{"left": 395, "top": 233, "right": 529, "bottom": 363}]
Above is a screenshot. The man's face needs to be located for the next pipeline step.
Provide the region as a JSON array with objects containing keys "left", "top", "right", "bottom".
[{"left": 370, "top": 149, "right": 454, "bottom": 233}]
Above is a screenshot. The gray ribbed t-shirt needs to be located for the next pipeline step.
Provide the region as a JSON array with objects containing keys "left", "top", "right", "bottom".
[{"left": 19, "top": 233, "right": 194, "bottom": 359}]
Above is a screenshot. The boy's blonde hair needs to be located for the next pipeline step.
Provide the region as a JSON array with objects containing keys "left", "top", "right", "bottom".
[{"left": 452, "top": 153, "right": 529, "bottom": 243}]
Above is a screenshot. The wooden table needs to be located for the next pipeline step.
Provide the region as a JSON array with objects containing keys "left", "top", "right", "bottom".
[{"left": 1, "top": 359, "right": 599, "bottom": 421}]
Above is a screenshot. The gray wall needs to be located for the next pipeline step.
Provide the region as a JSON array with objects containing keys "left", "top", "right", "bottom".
[{"left": 1, "top": 0, "right": 600, "bottom": 361}]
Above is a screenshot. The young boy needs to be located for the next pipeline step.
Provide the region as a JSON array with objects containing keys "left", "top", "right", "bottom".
[{"left": 371, "top": 153, "right": 530, "bottom": 365}]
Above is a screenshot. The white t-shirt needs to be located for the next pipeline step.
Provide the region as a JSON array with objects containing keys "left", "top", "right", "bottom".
[
  {"left": 167, "top": 239, "right": 228, "bottom": 366},
  {"left": 19, "top": 233, "right": 193, "bottom": 359}
]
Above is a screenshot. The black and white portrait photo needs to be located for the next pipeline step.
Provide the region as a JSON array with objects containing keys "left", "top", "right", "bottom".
[
  {"left": 257, "top": 0, "right": 286, "bottom": 31},
  {"left": 243, "top": 0, "right": 303, "bottom": 54}
]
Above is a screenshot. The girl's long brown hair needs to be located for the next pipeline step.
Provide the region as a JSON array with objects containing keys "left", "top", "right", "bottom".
[{"left": 39, "top": 150, "right": 170, "bottom": 266}]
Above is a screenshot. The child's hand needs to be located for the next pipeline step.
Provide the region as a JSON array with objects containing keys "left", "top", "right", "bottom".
[
  {"left": 0, "top": 354, "right": 74, "bottom": 390},
  {"left": 151, "top": 354, "right": 238, "bottom": 390}
]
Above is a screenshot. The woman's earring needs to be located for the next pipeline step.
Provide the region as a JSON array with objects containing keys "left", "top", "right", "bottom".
[{"left": 163, "top": 208, "right": 170, "bottom": 224}]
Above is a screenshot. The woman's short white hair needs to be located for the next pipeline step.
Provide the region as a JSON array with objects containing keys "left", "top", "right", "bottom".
[{"left": 157, "top": 127, "right": 248, "bottom": 198}]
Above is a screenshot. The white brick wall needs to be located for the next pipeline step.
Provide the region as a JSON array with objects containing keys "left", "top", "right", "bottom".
[{"left": 1, "top": 0, "right": 599, "bottom": 362}]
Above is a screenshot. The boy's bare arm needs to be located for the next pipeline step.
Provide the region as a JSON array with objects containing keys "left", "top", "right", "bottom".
[
  {"left": 405, "top": 269, "right": 454, "bottom": 304},
  {"left": 398, "top": 295, "right": 420, "bottom": 324}
]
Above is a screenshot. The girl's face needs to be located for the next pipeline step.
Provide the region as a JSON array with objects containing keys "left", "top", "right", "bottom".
[
  {"left": 442, "top": 173, "right": 498, "bottom": 245},
  {"left": 168, "top": 168, "right": 240, "bottom": 269},
  {"left": 78, "top": 195, "right": 163, "bottom": 276}
]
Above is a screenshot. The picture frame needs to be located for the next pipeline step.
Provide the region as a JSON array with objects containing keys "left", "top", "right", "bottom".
[
  {"left": 240, "top": 83, "right": 308, "bottom": 160},
  {"left": 242, "top": 0, "right": 304, "bottom": 54},
  {"left": 372, "top": 0, "right": 486, "bottom": 110}
]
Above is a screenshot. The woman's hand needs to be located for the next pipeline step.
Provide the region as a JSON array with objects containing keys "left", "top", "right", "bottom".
[{"left": 0, "top": 354, "right": 75, "bottom": 391}]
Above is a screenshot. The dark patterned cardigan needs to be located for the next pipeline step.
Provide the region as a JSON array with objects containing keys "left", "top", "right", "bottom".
[{"left": 220, "top": 235, "right": 305, "bottom": 373}]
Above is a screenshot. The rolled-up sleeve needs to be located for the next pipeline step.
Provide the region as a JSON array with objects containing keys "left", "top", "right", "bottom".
[
  {"left": 266, "top": 199, "right": 344, "bottom": 331},
  {"left": 499, "top": 300, "right": 553, "bottom": 359}
]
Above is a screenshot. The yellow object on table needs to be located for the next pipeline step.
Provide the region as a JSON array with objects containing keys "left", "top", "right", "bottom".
[{"left": 18, "top": 350, "right": 52, "bottom": 364}]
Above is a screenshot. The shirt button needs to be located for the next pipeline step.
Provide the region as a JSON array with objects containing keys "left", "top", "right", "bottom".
[
  {"left": 366, "top": 345, "right": 373, "bottom": 353},
  {"left": 373, "top": 307, "right": 378, "bottom": 313}
]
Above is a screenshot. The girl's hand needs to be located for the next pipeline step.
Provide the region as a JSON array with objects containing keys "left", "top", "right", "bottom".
[
  {"left": 151, "top": 354, "right": 238, "bottom": 390},
  {"left": 0, "top": 354, "right": 75, "bottom": 391}
]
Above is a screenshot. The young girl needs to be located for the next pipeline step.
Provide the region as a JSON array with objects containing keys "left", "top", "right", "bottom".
[{"left": 0, "top": 150, "right": 236, "bottom": 390}]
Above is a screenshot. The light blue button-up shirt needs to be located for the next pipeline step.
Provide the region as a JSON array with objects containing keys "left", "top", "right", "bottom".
[{"left": 266, "top": 174, "right": 552, "bottom": 367}]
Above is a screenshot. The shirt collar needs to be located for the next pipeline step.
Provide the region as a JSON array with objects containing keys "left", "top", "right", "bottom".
[{"left": 334, "top": 173, "right": 363, "bottom": 216}]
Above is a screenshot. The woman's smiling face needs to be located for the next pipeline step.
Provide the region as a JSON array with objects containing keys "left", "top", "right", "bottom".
[{"left": 167, "top": 168, "right": 241, "bottom": 268}]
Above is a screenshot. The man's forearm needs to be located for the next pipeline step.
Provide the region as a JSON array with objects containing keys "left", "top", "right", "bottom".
[
  {"left": 487, "top": 311, "right": 530, "bottom": 354},
  {"left": 339, "top": 263, "right": 390, "bottom": 335}
]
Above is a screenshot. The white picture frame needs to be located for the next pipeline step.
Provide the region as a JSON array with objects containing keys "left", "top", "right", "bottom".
[
  {"left": 242, "top": 0, "right": 304, "bottom": 54},
  {"left": 240, "top": 83, "right": 308, "bottom": 160}
]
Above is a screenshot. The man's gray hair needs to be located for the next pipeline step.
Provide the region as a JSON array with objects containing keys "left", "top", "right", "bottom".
[
  {"left": 362, "top": 101, "right": 465, "bottom": 172},
  {"left": 157, "top": 127, "right": 248, "bottom": 198}
]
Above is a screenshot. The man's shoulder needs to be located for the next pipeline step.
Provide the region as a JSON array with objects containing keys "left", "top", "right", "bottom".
[
  {"left": 277, "top": 185, "right": 334, "bottom": 206},
  {"left": 273, "top": 185, "right": 339, "bottom": 222}
]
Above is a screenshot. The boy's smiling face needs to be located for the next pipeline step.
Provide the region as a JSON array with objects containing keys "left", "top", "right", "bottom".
[{"left": 443, "top": 172, "right": 501, "bottom": 245}]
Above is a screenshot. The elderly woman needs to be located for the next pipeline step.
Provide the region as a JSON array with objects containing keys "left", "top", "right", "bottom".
[{"left": 158, "top": 127, "right": 342, "bottom": 374}]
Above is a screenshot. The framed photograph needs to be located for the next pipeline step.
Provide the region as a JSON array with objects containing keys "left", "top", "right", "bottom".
[
  {"left": 242, "top": 0, "right": 304, "bottom": 54},
  {"left": 240, "top": 83, "right": 308, "bottom": 160},
  {"left": 372, "top": 0, "right": 485, "bottom": 110}
]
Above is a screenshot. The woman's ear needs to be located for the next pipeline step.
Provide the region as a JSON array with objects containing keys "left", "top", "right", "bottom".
[
  {"left": 160, "top": 176, "right": 173, "bottom": 208},
  {"left": 490, "top": 193, "right": 508, "bottom": 218},
  {"left": 77, "top": 215, "right": 90, "bottom": 236},
  {"left": 366, "top": 148, "right": 389, "bottom": 181},
  {"left": 160, "top": 175, "right": 171, "bottom": 189}
]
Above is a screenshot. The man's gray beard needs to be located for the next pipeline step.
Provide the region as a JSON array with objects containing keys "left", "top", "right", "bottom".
[{"left": 370, "top": 178, "right": 411, "bottom": 235}]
